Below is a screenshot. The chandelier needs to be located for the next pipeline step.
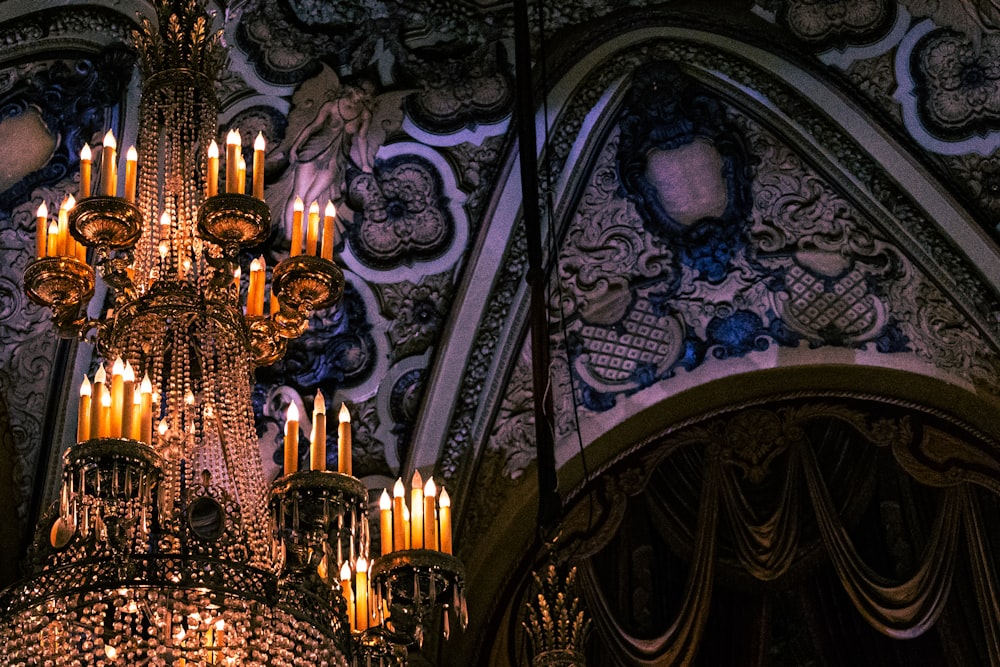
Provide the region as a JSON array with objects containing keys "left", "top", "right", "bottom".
[{"left": 1, "top": 1, "right": 466, "bottom": 664}]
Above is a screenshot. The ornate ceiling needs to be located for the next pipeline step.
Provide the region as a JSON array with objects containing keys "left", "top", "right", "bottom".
[{"left": 2, "top": 0, "right": 1000, "bottom": 663}]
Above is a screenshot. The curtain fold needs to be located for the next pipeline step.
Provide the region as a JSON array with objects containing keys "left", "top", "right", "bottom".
[
  {"left": 718, "top": 445, "right": 801, "bottom": 581},
  {"left": 801, "top": 441, "right": 961, "bottom": 639},
  {"left": 961, "top": 484, "right": 1000, "bottom": 666},
  {"left": 581, "top": 456, "right": 721, "bottom": 666}
]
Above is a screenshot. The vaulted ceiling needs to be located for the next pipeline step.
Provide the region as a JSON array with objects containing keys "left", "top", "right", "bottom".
[{"left": 2, "top": 1, "right": 1000, "bottom": 664}]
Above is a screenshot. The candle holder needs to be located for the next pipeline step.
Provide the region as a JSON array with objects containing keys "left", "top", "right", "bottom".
[
  {"left": 248, "top": 315, "right": 288, "bottom": 366},
  {"left": 370, "top": 549, "right": 468, "bottom": 647},
  {"left": 23, "top": 256, "right": 96, "bottom": 336},
  {"left": 270, "top": 470, "right": 370, "bottom": 577},
  {"left": 272, "top": 254, "right": 345, "bottom": 314},
  {"left": 53, "top": 438, "right": 162, "bottom": 550},
  {"left": 197, "top": 193, "right": 271, "bottom": 249},
  {"left": 354, "top": 626, "right": 407, "bottom": 666},
  {"left": 69, "top": 196, "right": 142, "bottom": 249}
]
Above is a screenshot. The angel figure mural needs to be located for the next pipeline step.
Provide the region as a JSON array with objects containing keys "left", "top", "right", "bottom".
[{"left": 269, "top": 66, "right": 406, "bottom": 244}]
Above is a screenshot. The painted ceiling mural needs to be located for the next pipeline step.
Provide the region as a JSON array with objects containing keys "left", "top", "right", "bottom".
[{"left": 1, "top": 0, "right": 1000, "bottom": 659}]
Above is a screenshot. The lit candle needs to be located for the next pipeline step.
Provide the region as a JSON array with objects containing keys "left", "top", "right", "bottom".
[
  {"left": 124, "top": 146, "right": 137, "bottom": 203},
  {"left": 338, "top": 403, "right": 351, "bottom": 475},
  {"left": 410, "top": 470, "right": 424, "bottom": 549},
  {"left": 252, "top": 131, "right": 265, "bottom": 199},
  {"left": 247, "top": 258, "right": 262, "bottom": 317},
  {"left": 80, "top": 143, "right": 92, "bottom": 199},
  {"left": 57, "top": 196, "right": 71, "bottom": 257},
  {"left": 321, "top": 200, "right": 336, "bottom": 261},
  {"left": 310, "top": 390, "right": 327, "bottom": 471},
  {"left": 379, "top": 489, "right": 392, "bottom": 556},
  {"left": 305, "top": 200, "right": 320, "bottom": 256},
  {"left": 35, "top": 202, "right": 47, "bottom": 259},
  {"left": 233, "top": 266, "right": 241, "bottom": 295},
  {"left": 237, "top": 153, "right": 246, "bottom": 195},
  {"left": 139, "top": 373, "right": 153, "bottom": 445},
  {"left": 255, "top": 255, "right": 266, "bottom": 315},
  {"left": 99, "top": 385, "right": 112, "bottom": 438},
  {"left": 101, "top": 130, "right": 117, "bottom": 196},
  {"left": 225, "top": 129, "right": 241, "bottom": 194},
  {"left": 355, "top": 557, "right": 369, "bottom": 632},
  {"left": 340, "top": 561, "right": 355, "bottom": 631},
  {"left": 290, "top": 196, "right": 304, "bottom": 257},
  {"left": 392, "top": 478, "right": 406, "bottom": 552},
  {"left": 207, "top": 140, "right": 219, "bottom": 197},
  {"left": 77, "top": 376, "right": 92, "bottom": 443},
  {"left": 131, "top": 384, "right": 142, "bottom": 441},
  {"left": 121, "top": 361, "right": 135, "bottom": 440},
  {"left": 424, "top": 477, "right": 437, "bottom": 551},
  {"left": 90, "top": 365, "right": 106, "bottom": 439},
  {"left": 439, "top": 487, "right": 452, "bottom": 554},
  {"left": 109, "top": 357, "right": 124, "bottom": 438},
  {"left": 45, "top": 221, "right": 58, "bottom": 257},
  {"left": 284, "top": 402, "right": 299, "bottom": 475},
  {"left": 403, "top": 504, "right": 411, "bottom": 549}
]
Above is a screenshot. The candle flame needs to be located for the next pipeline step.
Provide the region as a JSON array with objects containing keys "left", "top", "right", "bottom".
[
  {"left": 250, "top": 258, "right": 261, "bottom": 272},
  {"left": 325, "top": 200, "right": 336, "bottom": 218},
  {"left": 411, "top": 469, "right": 423, "bottom": 489},
  {"left": 254, "top": 131, "right": 266, "bottom": 151},
  {"left": 309, "top": 200, "right": 319, "bottom": 214},
  {"left": 101, "top": 389, "right": 112, "bottom": 408},
  {"left": 80, "top": 375, "right": 92, "bottom": 396},
  {"left": 94, "top": 364, "right": 107, "bottom": 384},
  {"left": 103, "top": 130, "right": 116, "bottom": 149},
  {"left": 287, "top": 401, "right": 299, "bottom": 421},
  {"left": 226, "top": 128, "right": 241, "bottom": 146},
  {"left": 112, "top": 357, "right": 124, "bottom": 376},
  {"left": 356, "top": 557, "right": 368, "bottom": 573},
  {"left": 81, "top": 143, "right": 91, "bottom": 160},
  {"left": 338, "top": 402, "right": 350, "bottom": 423},
  {"left": 140, "top": 372, "right": 152, "bottom": 393},
  {"left": 127, "top": 145, "right": 137, "bottom": 161},
  {"left": 380, "top": 489, "right": 391, "bottom": 510},
  {"left": 439, "top": 487, "right": 451, "bottom": 507},
  {"left": 314, "top": 389, "right": 326, "bottom": 415},
  {"left": 123, "top": 361, "right": 135, "bottom": 383},
  {"left": 160, "top": 211, "right": 171, "bottom": 226},
  {"left": 293, "top": 195, "right": 304, "bottom": 211},
  {"left": 36, "top": 202, "right": 47, "bottom": 218},
  {"left": 393, "top": 478, "right": 405, "bottom": 498},
  {"left": 208, "top": 139, "right": 219, "bottom": 158},
  {"left": 340, "top": 561, "right": 351, "bottom": 581},
  {"left": 424, "top": 477, "right": 436, "bottom": 497},
  {"left": 157, "top": 419, "right": 168, "bottom": 436}
]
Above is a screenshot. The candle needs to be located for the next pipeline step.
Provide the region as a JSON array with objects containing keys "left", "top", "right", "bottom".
[
  {"left": 310, "top": 390, "right": 327, "bottom": 471},
  {"left": 124, "top": 146, "right": 137, "bottom": 203},
  {"left": 439, "top": 487, "right": 452, "bottom": 554},
  {"left": 340, "top": 561, "right": 354, "bottom": 631},
  {"left": 392, "top": 478, "right": 406, "bottom": 552},
  {"left": 255, "top": 255, "right": 266, "bottom": 315},
  {"left": 99, "top": 385, "right": 112, "bottom": 438},
  {"left": 338, "top": 403, "right": 351, "bottom": 475},
  {"left": 355, "top": 557, "right": 369, "bottom": 632},
  {"left": 35, "top": 202, "right": 47, "bottom": 259},
  {"left": 305, "top": 200, "right": 320, "bottom": 256},
  {"left": 424, "top": 477, "right": 437, "bottom": 551},
  {"left": 284, "top": 402, "right": 299, "bottom": 475},
  {"left": 101, "top": 130, "right": 117, "bottom": 196},
  {"left": 290, "top": 196, "right": 304, "bottom": 257},
  {"left": 121, "top": 361, "right": 135, "bottom": 440},
  {"left": 207, "top": 140, "right": 219, "bottom": 197},
  {"left": 379, "top": 489, "right": 392, "bottom": 555},
  {"left": 403, "top": 504, "right": 411, "bottom": 549},
  {"left": 321, "top": 200, "right": 336, "bottom": 261},
  {"left": 131, "top": 385, "right": 142, "bottom": 441},
  {"left": 252, "top": 131, "right": 265, "bottom": 199},
  {"left": 109, "top": 357, "right": 124, "bottom": 438},
  {"left": 237, "top": 154, "right": 246, "bottom": 195},
  {"left": 410, "top": 470, "right": 424, "bottom": 549},
  {"left": 91, "top": 365, "right": 106, "bottom": 439},
  {"left": 225, "top": 129, "right": 241, "bottom": 193},
  {"left": 45, "top": 221, "right": 58, "bottom": 257},
  {"left": 139, "top": 373, "right": 153, "bottom": 445},
  {"left": 247, "top": 258, "right": 261, "bottom": 317},
  {"left": 78, "top": 376, "right": 92, "bottom": 443},
  {"left": 233, "top": 266, "right": 241, "bottom": 296},
  {"left": 57, "top": 197, "right": 71, "bottom": 257},
  {"left": 80, "top": 144, "right": 92, "bottom": 199}
]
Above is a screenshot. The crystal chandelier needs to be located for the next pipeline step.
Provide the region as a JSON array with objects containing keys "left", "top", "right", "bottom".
[{"left": 1, "top": 1, "right": 465, "bottom": 664}]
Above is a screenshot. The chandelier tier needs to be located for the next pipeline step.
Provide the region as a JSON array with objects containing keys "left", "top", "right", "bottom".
[{"left": 2, "top": 1, "right": 465, "bottom": 665}]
